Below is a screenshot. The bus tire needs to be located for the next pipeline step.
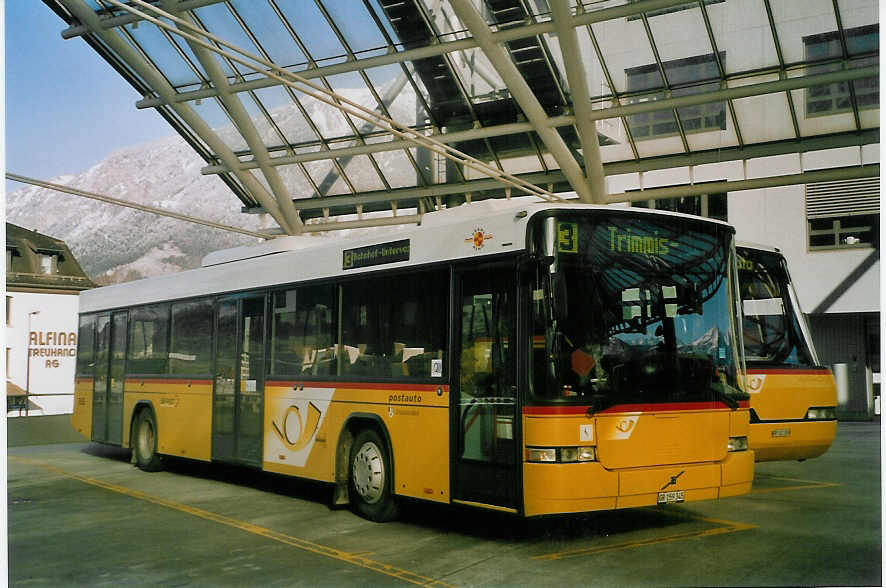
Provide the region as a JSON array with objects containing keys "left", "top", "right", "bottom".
[
  {"left": 132, "top": 408, "right": 164, "bottom": 472},
  {"left": 348, "top": 429, "right": 398, "bottom": 522}
]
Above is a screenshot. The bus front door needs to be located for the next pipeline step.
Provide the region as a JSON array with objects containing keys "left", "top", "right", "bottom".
[
  {"left": 92, "top": 311, "right": 127, "bottom": 444},
  {"left": 453, "top": 267, "right": 520, "bottom": 511},
  {"left": 212, "top": 294, "right": 266, "bottom": 466}
]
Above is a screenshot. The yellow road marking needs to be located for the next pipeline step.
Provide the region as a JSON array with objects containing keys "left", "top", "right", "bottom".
[
  {"left": 9, "top": 456, "right": 451, "bottom": 587},
  {"left": 752, "top": 475, "right": 841, "bottom": 495},
  {"left": 533, "top": 508, "right": 757, "bottom": 561}
]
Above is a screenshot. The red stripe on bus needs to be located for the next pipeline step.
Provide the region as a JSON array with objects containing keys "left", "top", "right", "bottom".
[
  {"left": 746, "top": 368, "right": 832, "bottom": 375},
  {"left": 265, "top": 381, "right": 448, "bottom": 392},
  {"left": 523, "top": 400, "right": 748, "bottom": 415},
  {"left": 124, "top": 378, "right": 213, "bottom": 385}
]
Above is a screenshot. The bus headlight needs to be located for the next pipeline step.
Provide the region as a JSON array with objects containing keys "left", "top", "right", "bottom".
[
  {"left": 727, "top": 436, "right": 748, "bottom": 452},
  {"left": 526, "top": 446, "right": 596, "bottom": 463},
  {"left": 806, "top": 407, "right": 837, "bottom": 420}
]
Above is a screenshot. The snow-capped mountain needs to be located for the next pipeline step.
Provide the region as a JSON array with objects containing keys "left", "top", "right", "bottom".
[{"left": 6, "top": 82, "right": 426, "bottom": 285}]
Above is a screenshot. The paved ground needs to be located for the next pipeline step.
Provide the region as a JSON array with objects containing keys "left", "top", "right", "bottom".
[{"left": 7, "top": 422, "right": 881, "bottom": 586}]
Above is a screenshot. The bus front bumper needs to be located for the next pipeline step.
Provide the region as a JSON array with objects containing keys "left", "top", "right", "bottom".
[
  {"left": 523, "top": 450, "right": 754, "bottom": 517},
  {"left": 749, "top": 420, "right": 837, "bottom": 462}
]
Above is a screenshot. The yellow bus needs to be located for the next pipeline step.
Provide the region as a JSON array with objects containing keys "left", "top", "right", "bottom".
[
  {"left": 73, "top": 200, "right": 753, "bottom": 521},
  {"left": 737, "top": 244, "right": 837, "bottom": 462}
]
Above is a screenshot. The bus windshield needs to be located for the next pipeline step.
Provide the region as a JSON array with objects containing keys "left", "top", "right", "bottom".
[
  {"left": 529, "top": 212, "right": 745, "bottom": 407},
  {"left": 737, "top": 247, "right": 816, "bottom": 367}
]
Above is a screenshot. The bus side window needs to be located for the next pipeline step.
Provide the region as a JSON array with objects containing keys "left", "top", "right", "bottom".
[
  {"left": 270, "top": 285, "right": 336, "bottom": 377},
  {"left": 339, "top": 270, "right": 448, "bottom": 380}
]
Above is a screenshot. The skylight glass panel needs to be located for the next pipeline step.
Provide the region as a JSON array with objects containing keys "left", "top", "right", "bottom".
[
  {"left": 303, "top": 159, "right": 351, "bottom": 196},
  {"left": 276, "top": 164, "right": 319, "bottom": 199},
  {"left": 706, "top": 0, "right": 778, "bottom": 74},
  {"left": 646, "top": 5, "right": 714, "bottom": 73},
  {"left": 366, "top": 136, "right": 423, "bottom": 188},
  {"left": 320, "top": 0, "right": 389, "bottom": 55},
  {"left": 275, "top": 0, "right": 348, "bottom": 65},
  {"left": 339, "top": 154, "right": 387, "bottom": 192},
  {"left": 229, "top": 0, "right": 309, "bottom": 70},
  {"left": 768, "top": 0, "right": 838, "bottom": 64},
  {"left": 192, "top": 98, "right": 248, "bottom": 152},
  {"left": 591, "top": 18, "right": 661, "bottom": 94},
  {"left": 125, "top": 18, "right": 202, "bottom": 88},
  {"left": 297, "top": 93, "right": 361, "bottom": 141},
  {"left": 730, "top": 74, "right": 796, "bottom": 143},
  {"left": 593, "top": 103, "right": 636, "bottom": 163},
  {"left": 253, "top": 86, "right": 319, "bottom": 146},
  {"left": 838, "top": 0, "right": 879, "bottom": 30},
  {"left": 364, "top": 64, "right": 432, "bottom": 128},
  {"left": 193, "top": 3, "right": 264, "bottom": 78},
  {"left": 449, "top": 47, "right": 508, "bottom": 103},
  {"left": 326, "top": 71, "right": 386, "bottom": 131}
]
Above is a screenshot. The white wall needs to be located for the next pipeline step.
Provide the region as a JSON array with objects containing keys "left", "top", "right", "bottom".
[
  {"left": 728, "top": 184, "right": 880, "bottom": 314},
  {"left": 6, "top": 291, "right": 80, "bottom": 415}
]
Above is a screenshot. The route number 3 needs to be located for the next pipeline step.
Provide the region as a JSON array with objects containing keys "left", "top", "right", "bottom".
[{"left": 557, "top": 221, "right": 578, "bottom": 253}]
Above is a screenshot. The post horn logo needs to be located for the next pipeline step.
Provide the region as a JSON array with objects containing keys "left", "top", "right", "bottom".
[
  {"left": 271, "top": 402, "right": 321, "bottom": 452},
  {"left": 616, "top": 418, "right": 635, "bottom": 433}
]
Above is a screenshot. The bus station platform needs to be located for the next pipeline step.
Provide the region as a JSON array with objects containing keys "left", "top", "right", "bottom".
[{"left": 8, "top": 421, "right": 880, "bottom": 586}]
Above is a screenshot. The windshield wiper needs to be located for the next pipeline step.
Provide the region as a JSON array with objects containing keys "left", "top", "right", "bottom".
[{"left": 710, "top": 382, "right": 748, "bottom": 410}]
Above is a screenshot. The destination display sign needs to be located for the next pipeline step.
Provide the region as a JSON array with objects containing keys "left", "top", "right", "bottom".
[{"left": 343, "top": 239, "right": 410, "bottom": 270}]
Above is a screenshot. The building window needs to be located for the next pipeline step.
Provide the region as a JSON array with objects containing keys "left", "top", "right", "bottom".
[
  {"left": 625, "top": 53, "right": 726, "bottom": 140},
  {"left": 804, "top": 24, "right": 879, "bottom": 116},
  {"left": 39, "top": 254, "right": 58, "bottom": 275},
  {"left": 6, "top": 248, "right": 17, "bottom": 273},
  {"left": 632, "top": 192, "right": 727, "bottom": 222},
  {"left": 808, "top": 214, "right": 879, "bottom": 249},
  {"left": 5, "top": 296, "right": 10, "bottom": 326},
  {"left": 806, "top": 177, "right": 879, "bottom": 250}
]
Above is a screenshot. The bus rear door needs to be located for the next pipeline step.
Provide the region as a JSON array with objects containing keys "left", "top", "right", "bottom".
[{"left": 212, "top": 294, "right": 266, "bottom": 466}]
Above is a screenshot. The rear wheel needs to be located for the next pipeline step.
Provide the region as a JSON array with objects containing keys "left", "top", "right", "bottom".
[
  {"left": 349, "top": 429, "right": 398, "bottom": 522},
  {"left": 132, "top": 409, "right": 164, "bottom": 472}
]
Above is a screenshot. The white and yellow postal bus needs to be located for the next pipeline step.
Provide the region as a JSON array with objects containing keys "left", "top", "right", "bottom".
[
  {"left": 73, "top": 200, "right": 753, "bottom": 521},
  {"left": 737, "top": 243, "right": 837, "bottom": 462}
]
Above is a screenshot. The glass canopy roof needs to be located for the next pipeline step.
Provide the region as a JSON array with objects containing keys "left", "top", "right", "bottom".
[{"left": 44, "top": 0, "right": 879, "bottom": 235}]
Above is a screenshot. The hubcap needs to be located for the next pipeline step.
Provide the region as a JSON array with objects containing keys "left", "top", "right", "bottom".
[
  {"left": 138, "top": 418, "right": 154, "bottom": 458},
  {"left": 353, "top": 441, "right": 384, "bottom": 504}
]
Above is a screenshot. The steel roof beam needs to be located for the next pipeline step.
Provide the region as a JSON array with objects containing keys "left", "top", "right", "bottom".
[
  {"left": 266, "top": 128, "right": 878, "bottom": 214},
  {"left": 132, "top": 0, "right": 698, "bottom": 109},
  {"left": 171, "top": 2, "right": 305, "bottom": 233},
  {"left": 550, "top": 0, "right": 606, "bottom": 203},
  {"left": 201, "top": 65, "right": 878, "bottom": 175},
  {"left": 58, "top": 0, "right": 297, "bottom": 235}
]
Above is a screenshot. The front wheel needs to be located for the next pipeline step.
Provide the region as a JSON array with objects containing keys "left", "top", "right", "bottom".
[
  {"left": 349, "top": 429, "right": 398, "bottom": 522},
  {"left": 132, "top": 409, "right": 164, "bottom": 472}
]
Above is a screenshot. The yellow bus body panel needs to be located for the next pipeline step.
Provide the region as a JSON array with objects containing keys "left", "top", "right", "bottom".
[
  {"left": 262, "top": 383, "right": 450, "bottom": 503},
  {"left": 747, "top": 370, "right": 837, "bottom": 462},
  {"left": 522, "top": 408, "right": 753, "bottom": 517},
  {"left": 123, "top": 379, "right": 212, "bottom": 461},
  {"left": 71, "top": 377, "right": 93, "bottom": 441}
]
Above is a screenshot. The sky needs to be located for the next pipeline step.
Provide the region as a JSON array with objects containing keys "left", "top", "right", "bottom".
[{"left": 5, "top": 2, "right": 174, "bottom": 188}]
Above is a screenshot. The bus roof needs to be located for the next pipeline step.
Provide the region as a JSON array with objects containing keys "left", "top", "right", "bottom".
[
  {"left": 80, "top": 199, "right": 734, "bottom": 313},
  {"left": 736, "top": 240, "right": 781, "bottom": 254}
]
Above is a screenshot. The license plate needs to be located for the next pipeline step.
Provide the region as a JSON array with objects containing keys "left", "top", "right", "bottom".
[
  {"left": 657, "top": 490, "right": 684, "bottom": 504},
  {"left": 771, "top": 428, "right": 791, "bottom": 438}
]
